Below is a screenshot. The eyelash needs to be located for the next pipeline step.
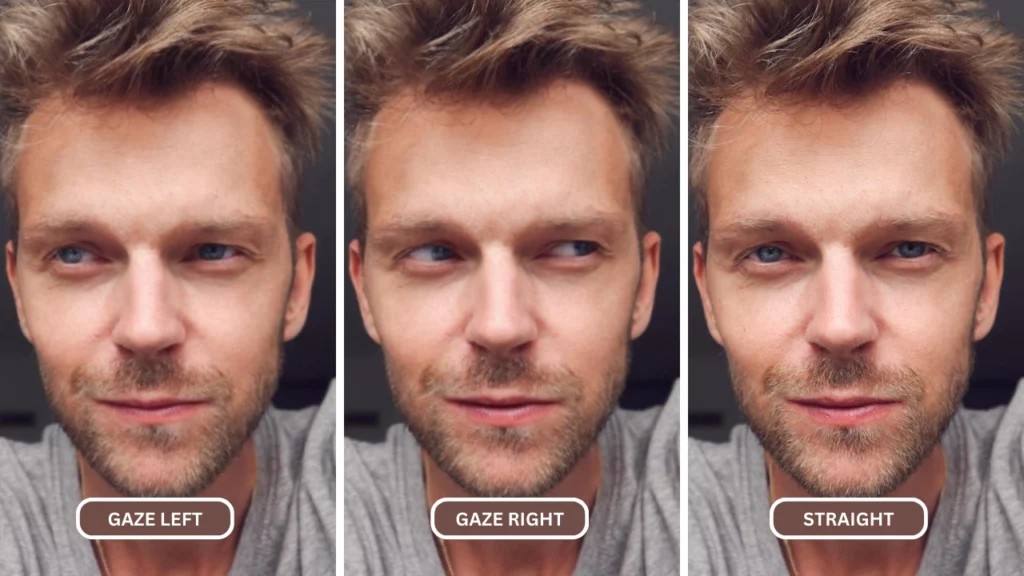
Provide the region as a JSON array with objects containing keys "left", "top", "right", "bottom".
[
  {"left": 46, "top": 244, "right": 245, "bottom": 266},
  {"left": 740, "top": 242, "right": 941, "bottom": 264},
  {"left": 400, "top": 240, "right": 603, "bottom": 263}
]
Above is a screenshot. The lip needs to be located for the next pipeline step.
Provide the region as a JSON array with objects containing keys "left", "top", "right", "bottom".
[
  {"left": 446, "top": 396, "right": 559, "bottom": 427},
  {"left": 789, "top": 397, "right": 901, "bottom": 426},
  {"left": 97, "top": 398, "right": 210, "bottom": 425}
]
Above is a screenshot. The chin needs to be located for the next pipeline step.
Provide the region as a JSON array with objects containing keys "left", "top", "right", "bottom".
[
  {"left": 455, "top": 452, "right": 570, "bottom": 498},
  {"left": 101, "top": 450, "right": 211, "bottom": 497},
  {"left": 793, "top": 449, "right": 908, "bottom": 498}
]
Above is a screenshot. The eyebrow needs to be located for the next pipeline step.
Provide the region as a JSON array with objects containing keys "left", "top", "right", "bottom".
[
  {"left": 368, "top": 213, "right": 629, "bottom": 246},
  {"left": 712, "top": 217, "right": 791, "bottom": 241},
  {"left": 18, "top": 215, "right": 277, "bottom": 251},
  {"left": 712, "top": 213, "right": 970, "bottom": 243},
  {"left": 865, "top": 214, "right": 970, "bottom": 238}
]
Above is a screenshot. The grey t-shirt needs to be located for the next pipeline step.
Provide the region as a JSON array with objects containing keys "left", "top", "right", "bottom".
[
  {"left": 689, "top": 399, "right": 1009, "bottom": 576},
  {"left": 0, "top": 382, "right": 337, "bottom": 576},
  {"left": 344, "top": 382, "right": 680, "bottom": 576},
  {"left": 985, "top": 379, "right": 1024, "bottom": 576}
]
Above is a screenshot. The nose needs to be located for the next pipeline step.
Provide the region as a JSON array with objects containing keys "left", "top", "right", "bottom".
[
  {"left": 804, "top": 251, "right": 879, "bottom": 357},
  {"left": 463, "top": 250, "right": 538, "bottom": 355},
  {"left": 111, "top": 252, "right": 186, "bottom": 356}
]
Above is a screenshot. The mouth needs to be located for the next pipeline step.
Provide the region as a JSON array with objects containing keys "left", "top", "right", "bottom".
[
  {"left": 97, "top": 397, "right": 211, "bottom": 425},
  {"left": 788, "top": 396, "right": 901, "bottom": 426},
  {"left": 446, "top": 395, "right": 559, "bottom": 427}
]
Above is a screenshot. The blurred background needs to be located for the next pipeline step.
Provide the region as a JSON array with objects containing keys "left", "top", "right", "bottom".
[
  {"left": 689, "top": 0, "right": 1024, "bottom": 441},
  {"left": 344, "top": 0, "right": 682, "bottom": 442},
  {"left": 0, "top": 0, "right": 336, "bottom": 442}
]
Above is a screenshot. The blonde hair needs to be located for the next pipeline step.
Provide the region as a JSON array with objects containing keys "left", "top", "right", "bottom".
[
  {"left": 345, "top": 0, "right": 679, "bottom": 241},
  {"left": 690, "top": 0, "right": 1024, "bottom": 241},
  {"left": 0, "top": 0, "right": 334, "bottom": 240}
]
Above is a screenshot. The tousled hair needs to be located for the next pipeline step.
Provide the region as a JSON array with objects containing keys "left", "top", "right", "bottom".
[
  {"left": 690, "top": 0, "right": 1024, "bottom": 243},
  {"left": 345, "top": 0, "right": 679, "bottom": 243},
  {"left": 0, "top": 0, "right": 334, "bottom": 242}
]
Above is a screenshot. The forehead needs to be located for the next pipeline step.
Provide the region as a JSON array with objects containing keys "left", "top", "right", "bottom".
[
  {"left": 362, "top": 80, "right": 634, "bottom": 236},
  {"left": 15, "top": 83, "right": 285, "bottom": 237},
  {"left": 705, "top": 81, "right": 976, "bottom": 237}
]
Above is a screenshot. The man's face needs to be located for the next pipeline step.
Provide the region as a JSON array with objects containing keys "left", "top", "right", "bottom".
[
  {"left": 7, "top": 84, "right": 313, "bottom": 497},
  {"left": 351, "top": 81, "right": 660, "bottom": 497},
  {"left": 694, "top": 81, "right": 1004, "bottom": 497}
]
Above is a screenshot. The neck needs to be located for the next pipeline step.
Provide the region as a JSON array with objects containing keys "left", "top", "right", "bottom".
[
  {"left": 766, "top": 446, "right": 945, "bottom": 576},
  {"left": 422, "top": 445, "right": 602, "bottom": 576},
  {"left": 79, "top": 439, "right": 258, "bottom": 576}
]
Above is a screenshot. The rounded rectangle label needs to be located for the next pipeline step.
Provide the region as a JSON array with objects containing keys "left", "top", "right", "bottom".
[
  {"left": 430, "top": 497, "right": 589, "bottom": 540},
  {"left": 76, "top": 498, "right": 234, "bottom": 540},
  {"left": 770, "top": 497, "right": 928, "bottom": 540}
]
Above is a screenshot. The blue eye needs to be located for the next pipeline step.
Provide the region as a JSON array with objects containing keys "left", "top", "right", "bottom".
[
  {"left": 549, "top": 241, "right": 599, "bottom": 258},
  {"left": 892, "top": 242, "right": 930, "bottom": 259},
  {"left": 54, "top": 246, "right": 90, "bottom": 264},
  {"left": 408, "top": 244, "right": 456, "bottom": 262},
  {"left": 195, "top": 244, "right": 238, "bottom": 261},
  {"left": 751, "top": 245, "right": 786, "bottom": 263}
]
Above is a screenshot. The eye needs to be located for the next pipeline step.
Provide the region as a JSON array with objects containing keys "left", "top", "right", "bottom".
[
  {"left": 889, "top": 241, "right": 932, "bottom": 259},
  {"left": 52, "top": 245, "right": 95, "bottom": 265},
  {"left": 748, "top": 245, "right": 788, "bottom": 263},
  {"left": 407, "top": 244, "right": 457, "bottom": 262},
  {"left": 194, "top": 244, "right": 239, "bottom": 261},
  {"left": 548, "top": 241, "right": 599, "bottom": 258}
]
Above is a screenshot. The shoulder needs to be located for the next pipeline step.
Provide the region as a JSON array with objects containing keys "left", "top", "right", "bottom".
[
  {"left": 343, "top": 424, "right": 418, "bottom": 573},
  {"left": 688, "top": 426, "right": 756, "bottom": 539},
  {"left": 604, "top": 381, "right": 680, "bottom": 523},
  {"left": 689, "top": 424, "right": 753, "bottom": 495},
  {"left": 344, "top": 423, "right": 415, "bottom": 499},
  {"left": 956, "top": 401, "right": 1006, "bottom": 452},
  {"left": 0, "top": 426, "right": 72, "bottom": 572},
  {"left": 688, "top": 425, "right": 753, "bottom": 525},
  {"left": 986, "top": 381, "right": 1024, "bottom": 520},
  {"left": 241, "top": 383, "right": 337, "bottom": 573},
  {"left": 599, "top": 381, "right": 681, "bottom": 566},
  {"left": 0, "top": 425, "right": 67, "bottom": 500},
  {"left": 259, "top": 381, "right": 336, "bottom": 526},
  {"left": 612, "top": 380, "right": 680, "bottom": 465},
  {"left": 964, "top": 381, "right": 1024, "bottom": 576},
  {"left": 263, "top": 380, "right": 336, "bottom": 471},
  {"left": 688, "top": 425, "right": 765, "bottom": 575}
]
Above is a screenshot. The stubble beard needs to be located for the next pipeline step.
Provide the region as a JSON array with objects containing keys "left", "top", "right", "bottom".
[
  {"left": 732, "top": 348, "right": 971, "bottom": 498},
  {"left": 41, "top": 346, "right": 282, "bottom": 498},
  {"left": 388, "top": 345, "right": 630, "bottom": 498}
]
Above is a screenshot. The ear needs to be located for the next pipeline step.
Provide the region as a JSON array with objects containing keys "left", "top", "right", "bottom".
[
  {"left": 973, "top": 232, "right": 1005, "bottom": 341},
  {"left": 283, "top": 232, "right": 317, "bottom": 341},
  {"left": 693, "top": 241, "right": 723, "bottom": 345},
  {"left": 5, "top": 241, "right": 32, "bottom": 343},
  {"left": 630, "top": 231, "right": 661, "bottom": 339},
  {"left": 348, "top": 239, "right": 380, "bottom": 343}
]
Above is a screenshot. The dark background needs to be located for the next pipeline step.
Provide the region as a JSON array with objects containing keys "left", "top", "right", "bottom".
[
  {"left": 0, "top": 0, "right": 336, "bottom": 442},
  {"left": 344, "top": 0, "right": 682, "bottom": 442},
  {"left": 689, "top": 0, "right": 1024, "bottom": 441}
]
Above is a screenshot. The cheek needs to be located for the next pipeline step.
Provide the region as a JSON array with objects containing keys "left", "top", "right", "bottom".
[
  {"left": 366, "top": 276, "right": 464, "bottom": 379},
  {"left": 182, "top": 277, "right": 287, "bottom": 335},
  {"left": 535, "top": 282, "right": 634, "bottom": 362},
  {"left": 709, "top": 279, "right": 799, "bottom": 378},
  {"left": 19, "top": 278, "right": 113, "bottom": 376},
  {"left": 179, "top": 279, "right": 288, "bottom": 376},
  {"left": 874, "top": 281, "right": 976, "bottom": 380}
]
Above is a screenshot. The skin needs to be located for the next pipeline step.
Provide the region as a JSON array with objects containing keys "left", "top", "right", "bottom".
[
  {"left": 6, "top": 83, "right": 316, "bottom": 575},
  {"left": 693, "top": 81, "right": 1004, "bottom": 575},
  {"left": 349, "top": 80, "right": 660, "bottom": 575}
]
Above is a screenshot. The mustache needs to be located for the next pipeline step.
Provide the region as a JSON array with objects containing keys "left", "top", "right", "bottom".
[
  {"left": 765, "top": 356, "right": 924, "bottom": 398},
  {"left": 71, "top": 357, "right": 228, "bottom": 399},
  {"left": 420, "top": 355, "right": 581, "bottom": 398}
]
